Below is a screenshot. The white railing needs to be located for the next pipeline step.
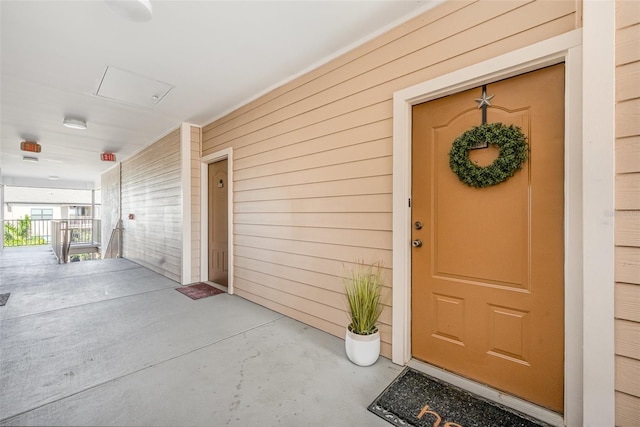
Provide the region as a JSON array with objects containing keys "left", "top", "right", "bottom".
[
  {"left": 49, "top": 219, "right": 102, "bottom": 263},
  {"left": 103, "top": 219, "right": 123, "bottom": 259},
  {"left": 2, "top": 218, "right": 52, "bottom": 246},
  {"left": 3, "top": 218, "right": 102, "bottom": 248},
  {"left": 51, "top": 220, "right": 70, "bottom": 263}
]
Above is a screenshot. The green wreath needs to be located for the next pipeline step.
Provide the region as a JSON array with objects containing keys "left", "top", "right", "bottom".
[{"left": 448, "top": 122, "right": 528, "bottom": 188}]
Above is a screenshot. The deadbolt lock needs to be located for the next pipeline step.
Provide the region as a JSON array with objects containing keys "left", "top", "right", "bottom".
[{"left": 414, "top": 221, "right": 423, "bottom": 230}]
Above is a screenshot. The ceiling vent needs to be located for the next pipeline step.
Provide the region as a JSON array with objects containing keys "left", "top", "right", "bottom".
[{"left": 23, "top": 156, "right": 39, "bottom": 163}]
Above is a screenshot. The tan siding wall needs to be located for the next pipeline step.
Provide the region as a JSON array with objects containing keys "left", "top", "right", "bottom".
[
  {"left": 0, "top": 185, "right": 3, "bottom": 250},
  {"left": 191, "top": 126, "right": 202, "bottom": 281},
  {"left": 201, "top": 0, "right": 578, "bottom": 358},
  {"left": 615, "top": 1, "right": 640, "bottom": 425},
  {"left": 100, "top": 164, "right": 121, "bottom": 256},
  {"left": 121, "top": 129, "right": 182, "bottom": 282}
]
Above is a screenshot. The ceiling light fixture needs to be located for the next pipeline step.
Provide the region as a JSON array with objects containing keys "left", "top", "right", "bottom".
[
  {"left": 63, "top": 118, "right": 87, "bottom": 130},
  {"left": 48, "top": 176, "right": 60, "bottom": 181},
  {"left": 105, "top": 0, "right": 153, "bottom": 22},
  {"left": 23, "top": 156, "right": 39, "bottom": 163}
]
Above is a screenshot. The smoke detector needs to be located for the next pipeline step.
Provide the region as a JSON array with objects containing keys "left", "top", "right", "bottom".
[
  {"left": 105, "top": 0, "right": 153, "bottom": 22},
  {"left": 63, "top": 117, "right": 87, "bottom": 130}
]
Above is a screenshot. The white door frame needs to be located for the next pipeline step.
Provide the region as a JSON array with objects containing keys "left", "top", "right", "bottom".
[
  {"left": 391, "top": 28, "right": 612, "bottom": 426},
  {"left": 200, "top": 148, "right": 234, "bottom": 294}
]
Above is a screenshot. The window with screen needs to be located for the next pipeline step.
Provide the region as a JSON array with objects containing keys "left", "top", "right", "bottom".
[{"left": 31, "top": 208, "right": 54, "bottom": 220}]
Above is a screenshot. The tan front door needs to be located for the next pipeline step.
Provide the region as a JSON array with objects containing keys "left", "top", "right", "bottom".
[
  {"left": 411, "top": 64, "right": 565, "bottom": 413},
  {"left": 208, "top": 159, "right": 228, "bottom": 286}
]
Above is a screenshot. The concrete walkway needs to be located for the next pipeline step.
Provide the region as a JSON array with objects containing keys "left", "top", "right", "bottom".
[{"left": 0, "top": 247, "right": 402, "bottom": 426}]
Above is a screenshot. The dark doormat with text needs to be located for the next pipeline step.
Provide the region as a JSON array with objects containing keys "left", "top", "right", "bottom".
[
  {"left": 0, "top": 293, "right": 9, "bottom": 306},
  {"left": 368, "top": 367, "right": 551, "bottom": 427},
  {"left": 175, "top": 283, "right": 224, "bottom": 300}
]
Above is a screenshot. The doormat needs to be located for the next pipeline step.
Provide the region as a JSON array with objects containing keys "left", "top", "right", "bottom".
[
  {"left": 368, "top": 367, "right": 550, "bottom": 427},
  {"left": 0, "top": 293, "right": 9, "bottom": 306},
  {"left": 175, "top": 283, "right": 224, "bottom": 300}
]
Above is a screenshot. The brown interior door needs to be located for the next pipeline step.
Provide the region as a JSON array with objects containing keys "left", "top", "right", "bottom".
[
  {"left": 208, "top": 159, "right": 229, "bottom": 286},
  {"left": 411, "top": 64, "right": 565, "bottom": 413}
]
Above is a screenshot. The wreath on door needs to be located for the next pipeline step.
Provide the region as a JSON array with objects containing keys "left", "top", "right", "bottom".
[{"left": 448, "top": 122, "right": 528, "bottom": 188}]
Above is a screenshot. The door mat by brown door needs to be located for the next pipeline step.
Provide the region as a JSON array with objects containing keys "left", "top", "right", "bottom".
[
  {"left": 368, "top": 367, "right": 550, "bottom": 427},
  {"left": 175, "top": 283, "right": 224, "bottom": 300},
  {"left": 0, "top": 293, "right": 10, "bottom": 306}
]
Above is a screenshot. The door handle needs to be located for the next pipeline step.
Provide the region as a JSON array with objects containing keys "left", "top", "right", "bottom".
[{"left": 412, "top": 239, "right": 423, "bottom": 248}]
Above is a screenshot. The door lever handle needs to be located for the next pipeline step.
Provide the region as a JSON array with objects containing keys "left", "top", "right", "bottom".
[{"left": 412, "top": 239, "right": 423, "bottom": 248}]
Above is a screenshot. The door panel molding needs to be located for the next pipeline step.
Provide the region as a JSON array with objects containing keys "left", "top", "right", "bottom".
[
  {"left": 201, "top": 148, "right": 234, "bottom": 294},
  {"left": 392, "top": 30, "right": 582, "bottom": 426}
]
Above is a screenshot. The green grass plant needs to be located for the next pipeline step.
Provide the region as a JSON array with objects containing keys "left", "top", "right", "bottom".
[{"left": 344, "top": 261, "right": 383, "bottom": 335}]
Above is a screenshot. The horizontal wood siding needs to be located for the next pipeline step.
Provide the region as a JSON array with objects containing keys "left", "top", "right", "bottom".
[
  {"left": 121, "top": 129, "right": 182, "bottom": 282},
  {"left": 615, "top": 0, "right": 640, "bottom": 424},
  {"left": 191, "top": 126, "right": 201, "bottom": 281},
  {"left": 201, "top": 0, "right": 578, "bottom": 358}
]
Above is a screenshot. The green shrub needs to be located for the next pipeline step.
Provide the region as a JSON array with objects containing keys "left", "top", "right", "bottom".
[{"left": 3, "top": 215, "right": 46, "bottom": 246}]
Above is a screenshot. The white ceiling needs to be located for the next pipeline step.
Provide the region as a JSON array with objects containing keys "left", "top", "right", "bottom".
[{"left": 1, "top": 0, "right": 434, "bottom": 190}]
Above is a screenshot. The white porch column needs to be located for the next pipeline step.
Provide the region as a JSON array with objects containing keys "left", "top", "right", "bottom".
[
  {"left": 582, "top": 0, "right": 616, "bottom": 424},
  {"left": 180, "top": 123, "right": 193, "bottom": 285}
]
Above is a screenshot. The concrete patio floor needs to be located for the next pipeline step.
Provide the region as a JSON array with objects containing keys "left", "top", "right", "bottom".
[{"left": 0, "top": 246, "right": 402, "bottom": 426}]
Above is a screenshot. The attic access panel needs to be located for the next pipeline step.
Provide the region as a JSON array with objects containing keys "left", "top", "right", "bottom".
[{"left": 95, "top": 66, "right": 174, "bottom": 107}]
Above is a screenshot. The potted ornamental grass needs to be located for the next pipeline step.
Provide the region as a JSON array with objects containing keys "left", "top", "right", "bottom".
[{"left": 344, "top": 261, "right": 383, "bottom": 366}]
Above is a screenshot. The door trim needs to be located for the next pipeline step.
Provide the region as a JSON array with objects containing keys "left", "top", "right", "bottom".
[
  {"left": 200, "top": 148, "right": 234, "bottom": 294},
  {"left": 392, "top": 29, "right": 588, "bottom": 426}
]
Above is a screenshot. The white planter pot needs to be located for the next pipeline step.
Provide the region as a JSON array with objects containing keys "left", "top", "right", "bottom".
[{"left": 345, "top": 328, "right": 380, "bottom": 366}]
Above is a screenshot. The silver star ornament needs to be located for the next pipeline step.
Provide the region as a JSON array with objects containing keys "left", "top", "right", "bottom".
[{"left": 475, "top": 91, "right": 494, "bottom": 109}]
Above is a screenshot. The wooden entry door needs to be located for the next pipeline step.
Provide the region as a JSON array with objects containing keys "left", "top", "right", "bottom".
[
  {"left": 208, "top": 159, "right": 228, "bottom": 286},
  {"left": 411, "top": 65, "right": 565, "bottom": 413}
]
